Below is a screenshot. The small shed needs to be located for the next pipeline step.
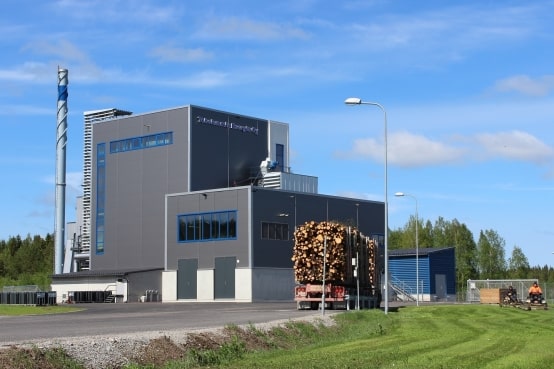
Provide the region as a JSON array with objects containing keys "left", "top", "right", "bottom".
[{"left": 388, "top": 247, "right": 456, "bottom": 302}]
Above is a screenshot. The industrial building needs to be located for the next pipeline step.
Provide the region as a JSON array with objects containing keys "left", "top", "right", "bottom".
[
  {"left": 52, "top": 105, "right": 386, "bottom": 303},
  {"left": 388, "top": 247, "right": 456, "bottom": 302}
]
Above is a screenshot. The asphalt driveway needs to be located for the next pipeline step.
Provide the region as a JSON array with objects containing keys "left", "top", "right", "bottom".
[{"left": 0, "top": 302, "right": 333, "bottom": 346}]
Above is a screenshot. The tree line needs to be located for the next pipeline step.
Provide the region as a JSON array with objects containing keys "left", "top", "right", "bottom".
[
  {"left": 0, "top": 218, "right": 553, "bottom": 295},
  {"left": 389, "top": 216, "right": 554, "bottom": 296},
  {"left": 0, "top": 234, "right": 54, "bottom": 291}
]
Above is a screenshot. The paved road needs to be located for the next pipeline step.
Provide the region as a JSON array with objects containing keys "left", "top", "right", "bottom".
[{"left": 0, "top": 302, "right": 332, "bottom": 346}]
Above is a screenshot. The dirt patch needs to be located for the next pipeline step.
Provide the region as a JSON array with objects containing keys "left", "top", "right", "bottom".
[
  {"left": 133, "top": 325, "right": 276, "bottom": 368},
  {"left": 132, "top": 336, "right": 187, "bottom": 367},
  {"left": 0, "top": 346, "right": 76, "bottom": 369}
]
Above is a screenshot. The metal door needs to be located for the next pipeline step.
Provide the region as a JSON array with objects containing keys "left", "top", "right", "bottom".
[
  {"left": 214, "top": 256, "right": 236, "bottom": 299},
  {"left": 435, "top": 274, "right": 447, "bottom": 299},
  {"left": 177, "top": 258, "right": 198, "bottom": 299}
]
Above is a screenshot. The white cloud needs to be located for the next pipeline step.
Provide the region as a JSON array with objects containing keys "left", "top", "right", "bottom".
[
  {"left": 493, "top": 75, "right": 554, "bottom": 97},
  {"left": 149, "top": 45, "right": 213, "bottom": 63},
  {"left": 66, "top": 171, "right": 83, "bottom": 194},
  {"left": 335, "top": 128, "right": 554, "bottom": 169},
  {"left": 194, "top": 17, "right": 310, "bottom": 41},
  {"left": 26, "top": 39, "right": 90, "bottom": 64},
  {"left": 0, "top": 62, "right": 56, "bottom": 83},
  {"left": 343, "top": 3, "right": 540, "bottom": 68},
  {"left": 0, "top": 40, "right": 104, "bottom": 84},
  {"left": 55, "top": 0, "right": 181, "bottom": 25},
  {"left": 475, "top": 130, "right": 554, "bottom": 163},
  {"left": 0, "top": 104, "right": 52, "bottom": 116},
  {"left": 337, "top": 131, "right": 464, "bottom": 168},
  {"left": 163, "top": 70, "right": 229, "bottom": 88},
  {"left": 389, "top": 131, "right": 465, "bottom": 167}
]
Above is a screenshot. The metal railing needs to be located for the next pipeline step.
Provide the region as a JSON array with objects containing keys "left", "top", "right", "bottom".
[{"left": 390, "top": 275, "right": 416, "bottom": 302}]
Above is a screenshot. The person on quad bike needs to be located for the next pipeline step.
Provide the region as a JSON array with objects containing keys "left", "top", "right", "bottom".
[
  {"left": 528, "top": 282, "right": 543, "bottom": 301},
  {"left": 506, "top": 285, "right": 518, "bottom": 303}
]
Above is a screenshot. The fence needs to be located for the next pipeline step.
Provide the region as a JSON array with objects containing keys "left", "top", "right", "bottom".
[
  {"left": 466, "top": 279, "right": 553, "bottom": 304},
  {"left": 0, "top": 286, "right": 57, "bottom": 305}
]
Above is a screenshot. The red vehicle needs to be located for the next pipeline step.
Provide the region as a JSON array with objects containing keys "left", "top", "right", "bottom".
[
  {"left": 295, "top": 283, "right": 380, "bottom": 310},
  {"left": 292, "top": 222, "right": 382, "bottom": 310}
]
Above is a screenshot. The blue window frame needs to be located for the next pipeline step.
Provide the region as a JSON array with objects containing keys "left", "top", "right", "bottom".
[
  {"left": 275, "top": 143, "right": 284, "bottom": 172},
  {"left": 178, "top": 210, "right": 237, "bottom": 242},
  {"left": 96, "top": 143, "right": 106, "bottom": 254},
  {"left": 110, "top": 132, "right": 173, "bottom": 154}
]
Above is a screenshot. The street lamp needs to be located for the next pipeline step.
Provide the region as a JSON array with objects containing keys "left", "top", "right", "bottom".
[
  {"left": 322, "top": 236, "right": 327, "bottom": 316},
  {"left": 290, "top": 195, "right": 297, "bottom": 231},
  {"left": 355, "top": 203, "right": 360, "bottom": 310},
  {"left": 345, "top": 97, "right": 389, "bottom": 314},
  {"left": 395, "top": 192, "right": 419, "bottom": 306}
]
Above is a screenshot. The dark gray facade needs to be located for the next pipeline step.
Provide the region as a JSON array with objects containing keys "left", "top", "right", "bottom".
[
  {"left": 165, "top": 186, "right": 384, "bottom": 301},
  {"left": 54, "top": 103, "right": 385, "bottom": 303},
  {"left": 165, "top": 187, "right": 252, "bottom": 271},
  {"left": 190, "top": 107, "right": 269, "bottom": 190},
  {"left": 90, "top": 106, "right": 274, "bottom": 272},
  {"left": 166, "top": 187, "right": 384, "bottom": 270},
  {"left": 91, "top": 107, "right": 190, "bottom": 271},
  {"left": 250, "top": 188, "right": 384, "bottom": 268}
]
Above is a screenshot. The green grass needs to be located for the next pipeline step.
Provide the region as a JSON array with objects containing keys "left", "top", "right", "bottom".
[
  {"left": 213, "top": 304, "right": 554, "bottom": 369},
  {"left": 4, "top": 304, "right": 554, "bottom": 368},
  {"left": 0, "top": 305, "right": 83, "bottom": 316}
]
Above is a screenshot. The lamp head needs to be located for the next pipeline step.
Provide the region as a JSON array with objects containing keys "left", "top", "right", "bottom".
[
  {"left": 344, "top": 97, "right": 362, "bottom": 105},
  {"left": 395, "top": 192, "right": 405, "bottom": 197}
]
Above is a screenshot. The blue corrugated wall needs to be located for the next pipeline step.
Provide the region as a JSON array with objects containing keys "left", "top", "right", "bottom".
[
  {"left": 389, "top": 247, "right": 456, "bottom": 295},
  {"left": 428, "top": 248, "right": 456, "bottom": 294}
]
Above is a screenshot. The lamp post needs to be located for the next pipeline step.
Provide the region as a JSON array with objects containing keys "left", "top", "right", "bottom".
[
  {"left": 345, "top": 97, "right": 389, "bottom": 314},
  {"left": 395, "top": 192, "right": 419, "bottom": 306},
  {"left": 322, "top": 236, "right": 327, "bottom": 316},
  {"left": 290, "top": 195, "right": 297, "bottom": 231},
  {"left": 355, "top": 203, "right": 360, "bottom": 310}
]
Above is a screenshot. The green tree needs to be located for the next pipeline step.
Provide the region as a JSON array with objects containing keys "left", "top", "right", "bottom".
[
  {"left": 431, "top": 216, "right": 451, "bottom": 247},
  {"left": 507, "top": 246, "right": 530, "bottom": 278},
  {"left": 451, "top": 221, "right": 478, "bottom": 297},
  {"left": 388, "top": 227, "right": 403, "bottom": 250},
  {"left": 389, "top": 217, "right": 433, "bottom": 250},
  {"left": 430, "top": 217, "right": 478, "bottom": 296},
  {"left": 477, "top": 229, "right": 507, "bottom": 279},
  {"left": 0, "top": 234, "right": 54, "bottom": 290},
  {"left": 419, "top": 220, "right": 434, "bottom": 248}
]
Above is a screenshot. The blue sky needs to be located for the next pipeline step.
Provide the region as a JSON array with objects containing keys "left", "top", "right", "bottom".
[{"left": 1, "top": 1, "right": 553, "bottom": 267}]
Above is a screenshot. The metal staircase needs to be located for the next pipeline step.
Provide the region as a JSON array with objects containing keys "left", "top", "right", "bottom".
[{"left": 390, "top": 276, "right": 416, "bottom": 302}]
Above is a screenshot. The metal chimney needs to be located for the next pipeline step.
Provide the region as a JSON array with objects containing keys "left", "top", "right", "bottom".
[{"left": 54, "top": 67, "right": 68, "bottom": 274}]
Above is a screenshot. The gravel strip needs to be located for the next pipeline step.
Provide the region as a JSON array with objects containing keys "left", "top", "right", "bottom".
[{"left": 7, "top": 312, "right": 337, "bottom": 369}]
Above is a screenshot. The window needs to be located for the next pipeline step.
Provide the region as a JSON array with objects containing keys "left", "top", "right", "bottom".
[
  {"left": 275, "top": 143, "right": 284, "bottom": 172},
  {"left": 261, "top": 222, "right": 289, "bottom": 240},
  {"left": 110, "top": 131, "right": 173, "bottom": 153},
  {"left": 178, "top": 210, "right": 237, "bottom": 242},
  {"left": 95, "top": 143, "right": 106, "bottom": 254}
]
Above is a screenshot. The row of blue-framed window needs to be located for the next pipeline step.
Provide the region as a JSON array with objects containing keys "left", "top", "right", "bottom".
[
  {"left": 110, "top": 132, "right": 173, "bottom": 154},
  {"left": 95, "top": 143, "right": 106, "bottom": 254},
  {"left": 178, "top": 211, "right": 237, "bottom": 242}
]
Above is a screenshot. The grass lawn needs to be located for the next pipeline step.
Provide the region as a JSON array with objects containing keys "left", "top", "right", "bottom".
[
  {"left": 215, "top": 304, "right": 554, "bottom": 369},
  {"left": 0, "top": 305, "right": 83, "bottom": 316}
]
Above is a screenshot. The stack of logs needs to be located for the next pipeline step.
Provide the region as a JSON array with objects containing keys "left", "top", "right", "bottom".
[{"left": 292, "top": 220, "right": 377, "bottom": 286}]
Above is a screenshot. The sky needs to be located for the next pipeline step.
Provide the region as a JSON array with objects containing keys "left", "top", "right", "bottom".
[{"left": 1, "top": 0, "right": 553, "bottom": 267}]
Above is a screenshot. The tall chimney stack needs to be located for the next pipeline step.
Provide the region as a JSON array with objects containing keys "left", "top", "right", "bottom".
[{"left": 54, "top": 67, "right": 68, "bottom": 274}]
